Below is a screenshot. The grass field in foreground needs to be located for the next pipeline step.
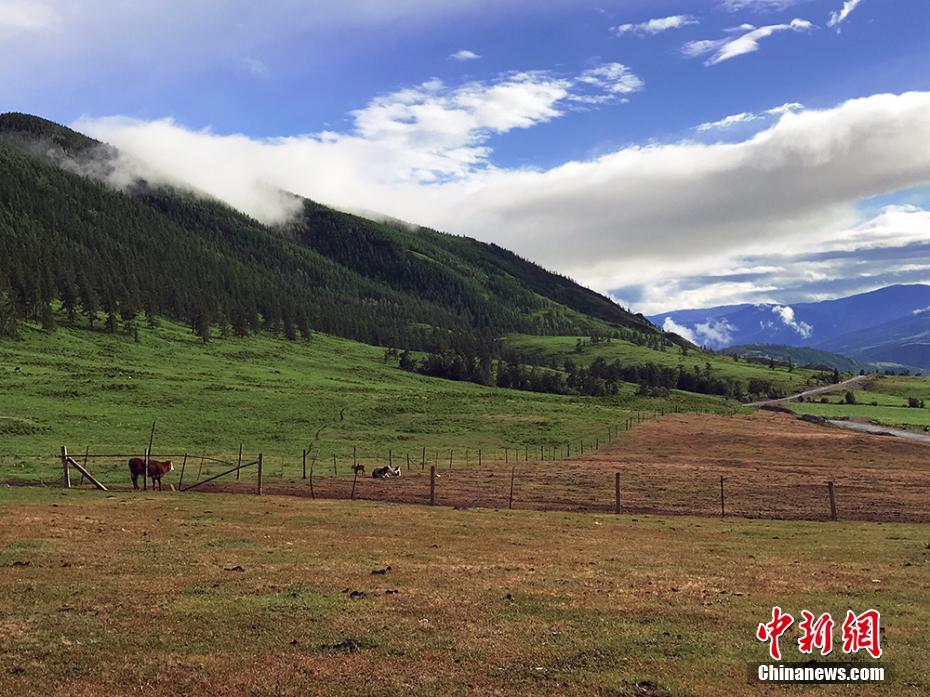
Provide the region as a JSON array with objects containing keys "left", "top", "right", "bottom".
[
  {"left": 787, "top": 377, "right": 930, "bottom": 431},
  {"left": 0, "top": 488, "right": 925, "bottom": 696},
  {"left": 504, "top": 333, "right": 823, "bottom": 394},
  {"left": 0, "top": 320, "right": 733, "bottom": 486}
]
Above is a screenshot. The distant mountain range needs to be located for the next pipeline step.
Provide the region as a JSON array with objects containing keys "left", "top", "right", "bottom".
[
  {"left": 651, "top": 285, "right": 930, "bottom": 370},
  {"left": 719, "top": 345, "right": 866, "bottom": 373}
]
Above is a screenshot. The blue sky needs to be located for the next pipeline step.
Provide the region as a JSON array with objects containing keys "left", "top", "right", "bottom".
[{"left": 3, "top": 0, "right": 930, "bottom": 313}]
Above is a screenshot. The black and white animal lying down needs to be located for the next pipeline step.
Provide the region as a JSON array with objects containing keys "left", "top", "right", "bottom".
[{"left": 371, "top": 465, "right": 401, "bottom": 479}]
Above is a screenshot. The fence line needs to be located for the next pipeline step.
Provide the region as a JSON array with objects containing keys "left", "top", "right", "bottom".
[{"left": 33, "top": 408, "right": 910, "bottom": 522}]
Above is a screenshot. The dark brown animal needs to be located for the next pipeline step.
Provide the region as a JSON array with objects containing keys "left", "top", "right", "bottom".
[{"left": 128, "top": 457, "right": 174, "bottom": 491}]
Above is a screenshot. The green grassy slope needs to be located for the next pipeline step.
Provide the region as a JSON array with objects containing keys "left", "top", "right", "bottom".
[
  {"left": 0, "top": 112, "right": 655, "bottom": 350},
  {"left": 787, "top": 376, "right": 930, "bottom": 430},
  {"left": 0, "top": 320, "right": 732, "bottom": 485},
  {"left": 504, "top": 333, "right": 824, "bottom": 394},
  {"left": 721, "top": 343, "right": 863, "bottom": 372}
]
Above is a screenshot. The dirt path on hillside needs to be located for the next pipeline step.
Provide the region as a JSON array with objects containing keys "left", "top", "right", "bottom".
[
  {"left": 185, "top": 411, "right": 930, "bottom": 522},
  {"left": 746, "top": 374, "right": 868, "bottom": 407}
]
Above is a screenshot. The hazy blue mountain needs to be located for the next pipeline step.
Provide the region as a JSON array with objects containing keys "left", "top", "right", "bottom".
[
  {"left": 721, "top": 345, "right": 865, "bottom": 372},
  {"left": 818, "top": 310, "right": 930, "bottom": 369},
  {"left": 650, "top": 285, "right": 930, "bottom": 354}
]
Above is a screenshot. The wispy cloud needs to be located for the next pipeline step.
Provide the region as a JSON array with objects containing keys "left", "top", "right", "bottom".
[
  {"left": 661, "top": 318, "right": 697, "bottom": 343},
  {"left": 623, "top": 206, "right": 930, "bottom": 314},
  {"left": 75, "top": 62, "right": 643, "bottom": 221},
  {"left": 683, "top": 18, "right": 815, "bottom": 65},
  {"left": 614, "top": 15, "right": 698, "bottom": 36},
  {"left": 242, "top": 57, "right": 267, "bottom": 75},
  {"left": 449, "top": 49, "right": 481, "bottom": 61},
  {"left": 661, "top": 316, "right": 735, "bottom": 348},
  {"left": 0, "top": 0, "right": 59, "bottom": 35},
  {"left": 772, "top": 305, "right": 814, "bottom": 338},
  {"left": 697, "top": 112, "right": 760, "bottom": 132},
  {"left": 719, "top": 0, "right": 806, "bottom": 11},
  {"left": 828, "top": 0, "right": 863, "bottom": 31},
  {"left": 696, "top": 102, "right": 803, "bottom": 131}
]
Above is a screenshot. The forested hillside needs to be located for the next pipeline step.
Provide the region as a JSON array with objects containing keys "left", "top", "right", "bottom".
[{"left": 0, "top": 113, "right": 657, "bottom": 353}]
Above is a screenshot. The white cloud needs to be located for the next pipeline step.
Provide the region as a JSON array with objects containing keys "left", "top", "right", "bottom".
[
  {"left": 242, "top": 57, "right": 267, "bottom": 75},
  {"left": 72, "top": 92, "right": 930, "bottom": 312},
  {"left": 684, "top": 18, "right": 815, "bottom": 65},
  {"left": 767, "top": 102, "right": 804, "bottom": 116},
  {"left": 575, "top": 63, "right": 643, "bottom": 96},
  {"left": 695, "top": 318, "right": 736, "bottom": 347},
  {"left": 696, "top": 102, "right": 803, "bottom": 131},
  {"left": 450, "top": 49, "right": 481, "bottom": 61},
  {"left": 660, "top": 317, "right": 735, "bottom": 348},
  {"left": 0, "top": 0, "right": 59, "bottom": 35},
  {"left": 662, "top": 318, "right": 697, "bottom": 343},
  {"left": 631, "top": 204, "right": 930, "bottom": 314},
  {"left": 772, "top": 305, "right": 814, "bottom": 338},
  {"left": 828, "top": 0, "right": 863, "bottom": 30},
  {"left": 615, "top": 15, "right": 698, "bottom": 36},
  {"left": 720, "top": 0, "right": 806, "bottom": 10},
  {"left": 696, "top": 112, "right": 761, "bottom": 132},
  {"left": 73, "top": 62, "right": 642, "bottom": 223}
]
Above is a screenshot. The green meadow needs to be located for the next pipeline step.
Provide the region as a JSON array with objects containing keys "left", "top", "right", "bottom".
[
  {"left": 788, "top": 377, "right": 930, "bottom": 431},
  {"left": 0, "top": 320, "right": 734, "bottom": 486}
]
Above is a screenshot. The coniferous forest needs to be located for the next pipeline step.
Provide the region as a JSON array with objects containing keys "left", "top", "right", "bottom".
[{"left": 0, "top": 113, "right": 660, "bottom": 355}]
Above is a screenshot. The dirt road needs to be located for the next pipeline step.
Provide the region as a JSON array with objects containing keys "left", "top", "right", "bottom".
[
  {"left": 746, "top": 374, "right": 868, "bottom": 407},
  {"left": 828, "top": 418, "right": 930, "bottom": 444}
]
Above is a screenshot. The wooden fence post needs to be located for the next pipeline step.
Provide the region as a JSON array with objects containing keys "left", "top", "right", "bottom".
[
  {"left": 178, "top": 453, "right": 188, "bottom": 489},
  {"left": 79, "top": 446, "right": 89, "bottom": 486},
  {"left": 60, "top": 446, "right": 71, "bottom": 488},
  {"left": 524, "top": 445, "right": 528, "bottom": 462},
  {"left": 332, "top": 453, "right": 337, "bottom": 477},
  {"left": 389, "top": 449, "right": 393, "bottom": 469},
  {"left": 406, "top": 453, "right": 411, "bottom": 471},
  {"left": 196, "top": 455, "right": 204, "bottom": 482},
  {"left": 351, "top": 468, "right": 359, "bottom": 500},
  {"left": 720, "top": 476, "right": 725, "bottom": 518},
  {"left": 828, "top": 482, "right": 838, "bottom": 521},
  {"left": 236, "top": 443, "right": 242, "bottom": 480},
  {"left": 353, "top": 446, "right": 357, "bottom": 469},
  {"left": 64, "top": 455, "right": 107, "bottom": 491},
  {"left": 145, "top": 421, "right": 156, "bottom": 491},
  {"left": 257, "top": 453, "right": 263, "bottom": 496},
  {"left": 302, "top": 449, "right": 307, "bottom": 480},
  {"left": 421, "top": 447, "right": 425, "bottom": 470},
  {"left": 505, "top": 448, "right": 509, "bottom": 464},
  {"left": 143, "top": 448, "right": 149, "bottom": 491},
  {"left": 430, "top": 465, "right": 436, "bottom": 506},
  {"left": 509, "top": 467, "right": 515, "bottom": 510},
  {"left": 449, "top": 449, "right": 453, "bottom": 469},
  {"left": 309, "top": 459, "right": 315, "bottom": 499},
  {"left": 614, "top": 472, "right": 621, "bottom": 515},
  {"left": 478, "top": 449, "right": 482, "bottom": 467}
]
